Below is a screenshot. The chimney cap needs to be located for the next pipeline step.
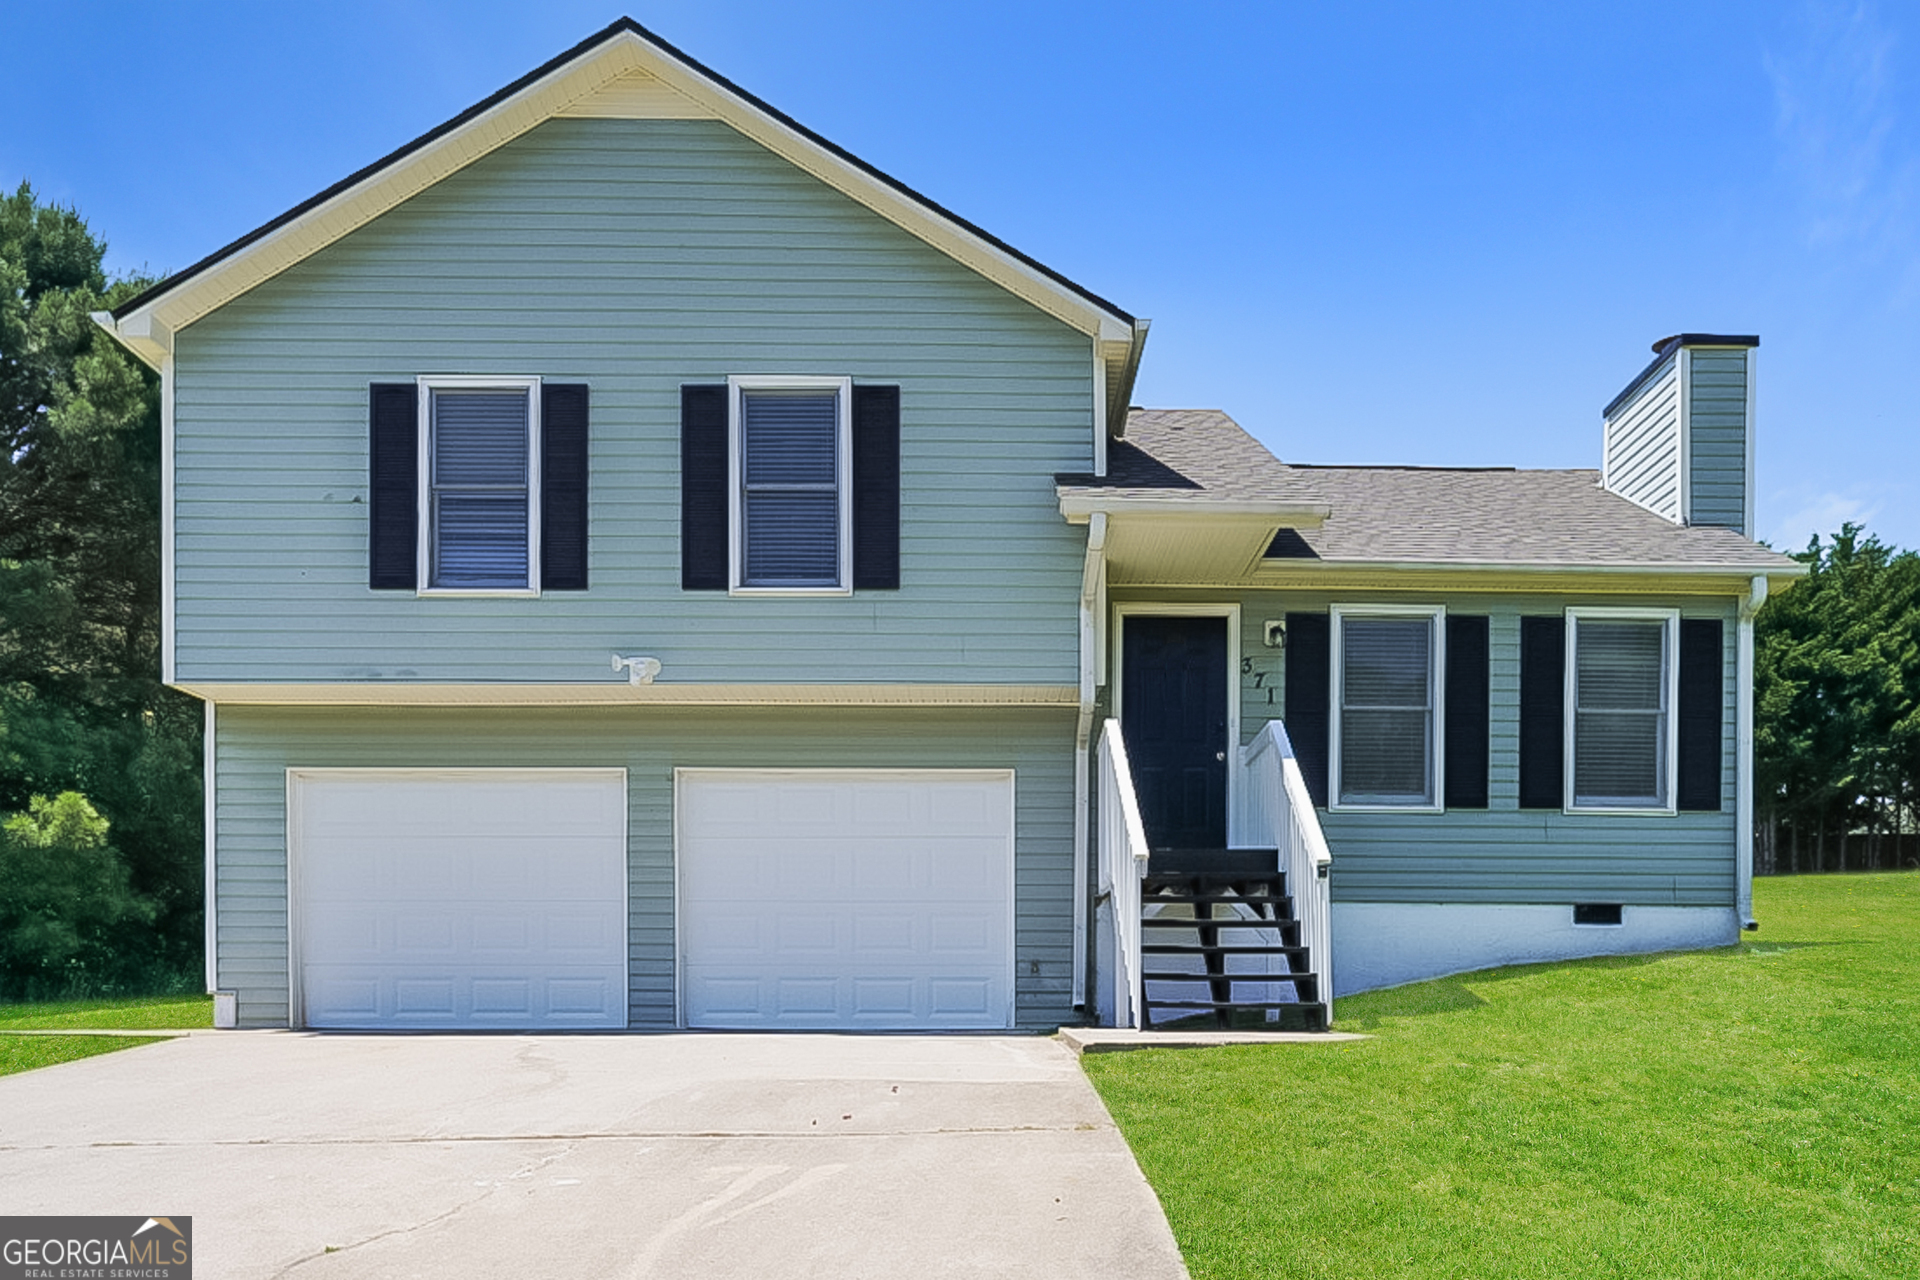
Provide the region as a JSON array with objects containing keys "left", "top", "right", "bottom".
[{"left": 1652, "top": 333, "right": 1760, "bottom": 355}]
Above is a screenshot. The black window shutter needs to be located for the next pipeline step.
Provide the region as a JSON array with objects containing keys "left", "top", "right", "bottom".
[
  {"left": 851, "top": 384, "right": 901, "bottom": 589},
  {"left": 368, "top": 383, "right": 417, "bottom": 590},
  {"left": 1444, "top": 615, "right": 1490, "bottom": 809},
  {"left": 1284, "top": 613, "right": 1331, "bottom": 807},
  {"left": 1519, "top": 616, "right": 1566, "bottom": 809},
  {"left": 540, "top": 384, "right": 589, "bottom": 590},
  {"left": 681, "top": 384, "right": 729, "bottom": 590},
  {"left": 1677, "top": 618, "right": 1724, "bottom": 811}
]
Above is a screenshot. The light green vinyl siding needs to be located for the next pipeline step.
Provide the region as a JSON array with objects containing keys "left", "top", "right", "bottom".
[
  {"left": 1111, "top": 589, "right": 1739, "bottom": 908},
  {"left": 174, "top": 117, "right": 1093, "bottom": 686},
  {"left": 1602, "top": 354, "right": 1681, "bottom": 522},
  {"left": 213, "top": 704, "right": 1077, "bottom": 1030},
  {"left": 1687, "top": 348, "right": 1750, "bottom": 532}
]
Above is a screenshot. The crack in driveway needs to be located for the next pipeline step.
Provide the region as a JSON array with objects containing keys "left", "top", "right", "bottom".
[
  {"left": 268, "top": 1142, "right": 578, "bottom": 1277},
  {"left": 1, "top": 1121, "right": 1103, "bottom": 1154}
]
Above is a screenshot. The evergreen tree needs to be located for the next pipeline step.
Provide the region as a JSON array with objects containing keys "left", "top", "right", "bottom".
[{"left": 0, "top": 182, "right": 200, "bottom": 995}]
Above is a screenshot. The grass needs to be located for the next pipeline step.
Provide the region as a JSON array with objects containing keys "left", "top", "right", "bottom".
[
  {"left": 0, "top": 1033, "right": 167, "bottom": 1077},
  {"left": 0, "top": 993, "right": 208, "bottom": 1076},
  {"left": 1084, "top": 872, "right": 1920, "bottom": 1280},
  {"left": 0, "top": 992, "right": 212, "bottom": 1031}
]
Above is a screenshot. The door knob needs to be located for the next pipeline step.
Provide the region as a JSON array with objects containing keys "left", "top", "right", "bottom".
[{"left": 1215, "top": 751, "right": 1226, "bottom": 761}]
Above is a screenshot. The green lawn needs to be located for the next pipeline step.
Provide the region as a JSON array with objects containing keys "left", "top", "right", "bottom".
[
  {"left": 1085, "top": 872, "right": 1920, "bottom": 1280},
  {"left": 0, "top": 994, "right": 208, "bottom": 1076},
  {"left": 0, "top": 1033, "right": 168, "bottom": 1077},
  {"left": 0, "top": 992, "right": 212, "bottom": 1032}
]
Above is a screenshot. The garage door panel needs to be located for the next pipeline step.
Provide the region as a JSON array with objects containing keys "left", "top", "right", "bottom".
[
  {"left": 681, "top": 771, "right": 1012, "bottom": 1030},
  {"left": 293, "top": 771, "right": 627, "bottom": 1030}
]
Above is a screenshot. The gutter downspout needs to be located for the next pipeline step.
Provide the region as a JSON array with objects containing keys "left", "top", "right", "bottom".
[
  {"left": 1737, "top": 574, "right": 1766, "bottom": 930},
  {"left": 1071, "top": 512, "right": 1108, "bottom": 1007}
]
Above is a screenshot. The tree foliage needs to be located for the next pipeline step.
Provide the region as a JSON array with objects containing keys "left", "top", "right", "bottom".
[
  {"left": 0, "top": 791, "right": 156, "bottom": 993},
  {"left": 1754, "top": 523, "right": 1920, "bottom": 873},
  {"left": 0, "top": 182, "right": 200, "bottom": 996}
]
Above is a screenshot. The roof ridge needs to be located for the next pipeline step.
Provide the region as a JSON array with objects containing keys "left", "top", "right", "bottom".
[{"left": 112, "top": 16, "right": 1134, "bottom": 327}]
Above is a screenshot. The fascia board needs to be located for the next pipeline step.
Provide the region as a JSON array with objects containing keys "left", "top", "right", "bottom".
[
  {"left": 112, "top": 40, "right": 646, "bottom": 343},
  {"left": 572, "top": 36, "right": 1134, "bottom": 342},
  {"left": 1239, "top": 560, "right": 1807, "bottom": 593},
  {"left": 1057, "top": 494, "right": 1332, "bottom": 523},
  {"left": 105, "top": 24, "right": 1134, "bottom": 352},
  {"left": 1265, "top": 558, "right": 1808, "bottom": 577},
  {"left": 169, "top": 682, "right": 1080, "bottom": 707}
]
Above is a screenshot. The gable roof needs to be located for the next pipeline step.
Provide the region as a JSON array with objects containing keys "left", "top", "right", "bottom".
[{"left": 99, "top": 17, "right": 1141, "bottom": 382}]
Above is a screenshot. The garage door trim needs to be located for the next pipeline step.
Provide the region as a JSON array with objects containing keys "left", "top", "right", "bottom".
[
  {"left": 286, "top": 767, "right": 629, "bottom": 1030},
  {"left": 672, "top": 768, "right": 1017, "bottom": 1030}
]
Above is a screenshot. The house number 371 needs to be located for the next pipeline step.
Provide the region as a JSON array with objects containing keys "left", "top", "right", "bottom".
[{"left": 1241, "top": 657, "right": 1276, "bottom": 704}]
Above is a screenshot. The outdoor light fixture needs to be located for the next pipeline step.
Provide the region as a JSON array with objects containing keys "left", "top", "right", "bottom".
[{"left": 612, "top": 654, "right": 663, "bottom": 685}]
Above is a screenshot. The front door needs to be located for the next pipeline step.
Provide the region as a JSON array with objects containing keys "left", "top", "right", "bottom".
[{"left": 1121, "top": 614, "right": 1229, "bottom": 849}]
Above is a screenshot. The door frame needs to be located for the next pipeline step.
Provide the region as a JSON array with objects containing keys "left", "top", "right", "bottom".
[
  {"left": 285, "top": 767, "right": 631, "bottom": 1031},
  {"left": 671, "top": 767, "right": 1019, "bottom": 1031},
  {"left": 1110, "top": 603, "right": 1242, "bottom": 847}
]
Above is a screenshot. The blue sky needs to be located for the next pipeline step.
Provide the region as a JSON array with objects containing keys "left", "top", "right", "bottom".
[{"left": 8, "top": 2, "right": 1916, "bottom": 553}]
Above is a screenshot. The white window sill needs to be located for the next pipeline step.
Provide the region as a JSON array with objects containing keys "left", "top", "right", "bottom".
[
  {"left": 727, "top": 585, "right": 854, "bottom": 598},
  {"left": 1564, "top": 803, "right": 1678, "bottom": 817},
  {"left": 415, "top": 588, "right": 541, "bottom": 599},
  {"left": 1329, "top": 801, "right": 1444, "bottom": 815}
]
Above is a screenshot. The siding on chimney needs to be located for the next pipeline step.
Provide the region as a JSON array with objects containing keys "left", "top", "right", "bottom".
[
  {"left": 1686, "top": 347, "right": 1751, "bottom": 534},
  {"left": 1602, "top": 351, "right": 1681, "bottom": 523}
]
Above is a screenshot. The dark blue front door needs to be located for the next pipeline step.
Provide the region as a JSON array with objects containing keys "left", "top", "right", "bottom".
[{"left": 1121, "top": 615, "right": 1229, "bottom": 849}]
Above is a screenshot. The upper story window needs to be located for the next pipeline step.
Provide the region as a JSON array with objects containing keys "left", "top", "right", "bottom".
[
  {"left": 419, "top": 377, "right": 541, "bottom": 594},
  {"left": 1330, "top": 605, "right": 1444, "bottom": 811},
  {"left": 1567, "top": 609, "right": 1677, "bottom": 811},
  {"left": 729, "top": 376, "right": 852, "bottom": 594}
]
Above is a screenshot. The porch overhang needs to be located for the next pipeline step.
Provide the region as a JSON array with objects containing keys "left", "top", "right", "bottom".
[{"left": 1058, "top": 495, "right": 1332, "bottom": 584}]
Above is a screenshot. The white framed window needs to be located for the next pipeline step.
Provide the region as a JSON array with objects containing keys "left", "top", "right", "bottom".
[
  {"left": 727, "top": 375, "right": 852, "bottom": 595},
  {"left": 1330, "top": 605, "right": 1444, "bottom": 811},
  {"left": 1564, "top": 608, "right": 1679, "bottom": 813},
  {"left": 416, "top": 376, "right": 541, "bottom": 596}
]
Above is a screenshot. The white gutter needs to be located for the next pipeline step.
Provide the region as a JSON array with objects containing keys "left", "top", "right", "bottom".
[
  {"left": 1737, "top": 573, "right": 1768, "bottom": 930},
  {"left": 1252, "top": 557, "right": 1808, "bottom": 580},
  {"left": 1059, "top": 494, "right": 1332, "bottom": 522},
  {"left": 1071, "top": 512, "right": 1108, "bottom": 1008}
]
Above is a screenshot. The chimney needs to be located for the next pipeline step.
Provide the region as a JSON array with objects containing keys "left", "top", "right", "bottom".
[{"left": 1601, "top": 334, "right": 1759, "bottom": 536}]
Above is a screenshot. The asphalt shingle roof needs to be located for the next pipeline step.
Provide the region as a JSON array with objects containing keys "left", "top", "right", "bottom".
[
  {"left": 1058, "top": 409, "right": 1799, "bottom": 572},
  {"left": 1054, "top": 409, "right": 1326, "bottom": 506}
]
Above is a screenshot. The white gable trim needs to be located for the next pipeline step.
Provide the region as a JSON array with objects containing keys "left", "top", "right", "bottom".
[{"left": 98, "top": 22, "right": 1136, "bottom": 370}]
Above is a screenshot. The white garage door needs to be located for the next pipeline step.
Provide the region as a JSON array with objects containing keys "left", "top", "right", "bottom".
[
  {"left": 291, "top": 770, "right": 627, "bottom": 1029},
  {"left": 679, "top": 770, "right": 1014, "bottom": 1030}
]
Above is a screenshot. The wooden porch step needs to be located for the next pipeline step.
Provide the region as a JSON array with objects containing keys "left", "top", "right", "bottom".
[
  {"left": 1144, "top": 880, "right": 1288, "bottom": 899},
  {"left": 1142, "top": 942, "right": 1307, "bottom": 958},
  {"left": 1142, "top": 914, "right": 1294, "bottom": 928},
  {"left": 1140, "top": 970, "right": 1316, "bottom": 985},
  {"left": 1144, "top": 1003, "right": 1330, "bottom": 1032},
  {"left": 1147, "top": 848, "right": 1278, "bottom": 876}
]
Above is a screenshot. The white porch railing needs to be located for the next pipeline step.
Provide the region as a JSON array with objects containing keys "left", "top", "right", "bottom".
[
  {"left": 1240, "top": 719, "right": 1335, "bottom": 1020},
  {"left": 1094, "top": 719, "right": 1151, "bottom": 1029}
]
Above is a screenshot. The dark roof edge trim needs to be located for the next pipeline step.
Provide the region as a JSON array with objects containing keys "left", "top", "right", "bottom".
[
  {"left": 115, "top": 16, "right": 1135, "bottom": 327},
  {"left": 1603, "top": 333, "right": 1760, "bottom": 420}
]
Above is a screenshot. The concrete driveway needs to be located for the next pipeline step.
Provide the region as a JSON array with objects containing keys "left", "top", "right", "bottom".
[{"left": 0, "top": 1032, "right": 1187, "bottom": 1278}]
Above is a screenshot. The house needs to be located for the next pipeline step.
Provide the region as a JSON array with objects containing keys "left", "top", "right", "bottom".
[{"left": 96, "top": 18, "right": 1800, "bottom": 1032}]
